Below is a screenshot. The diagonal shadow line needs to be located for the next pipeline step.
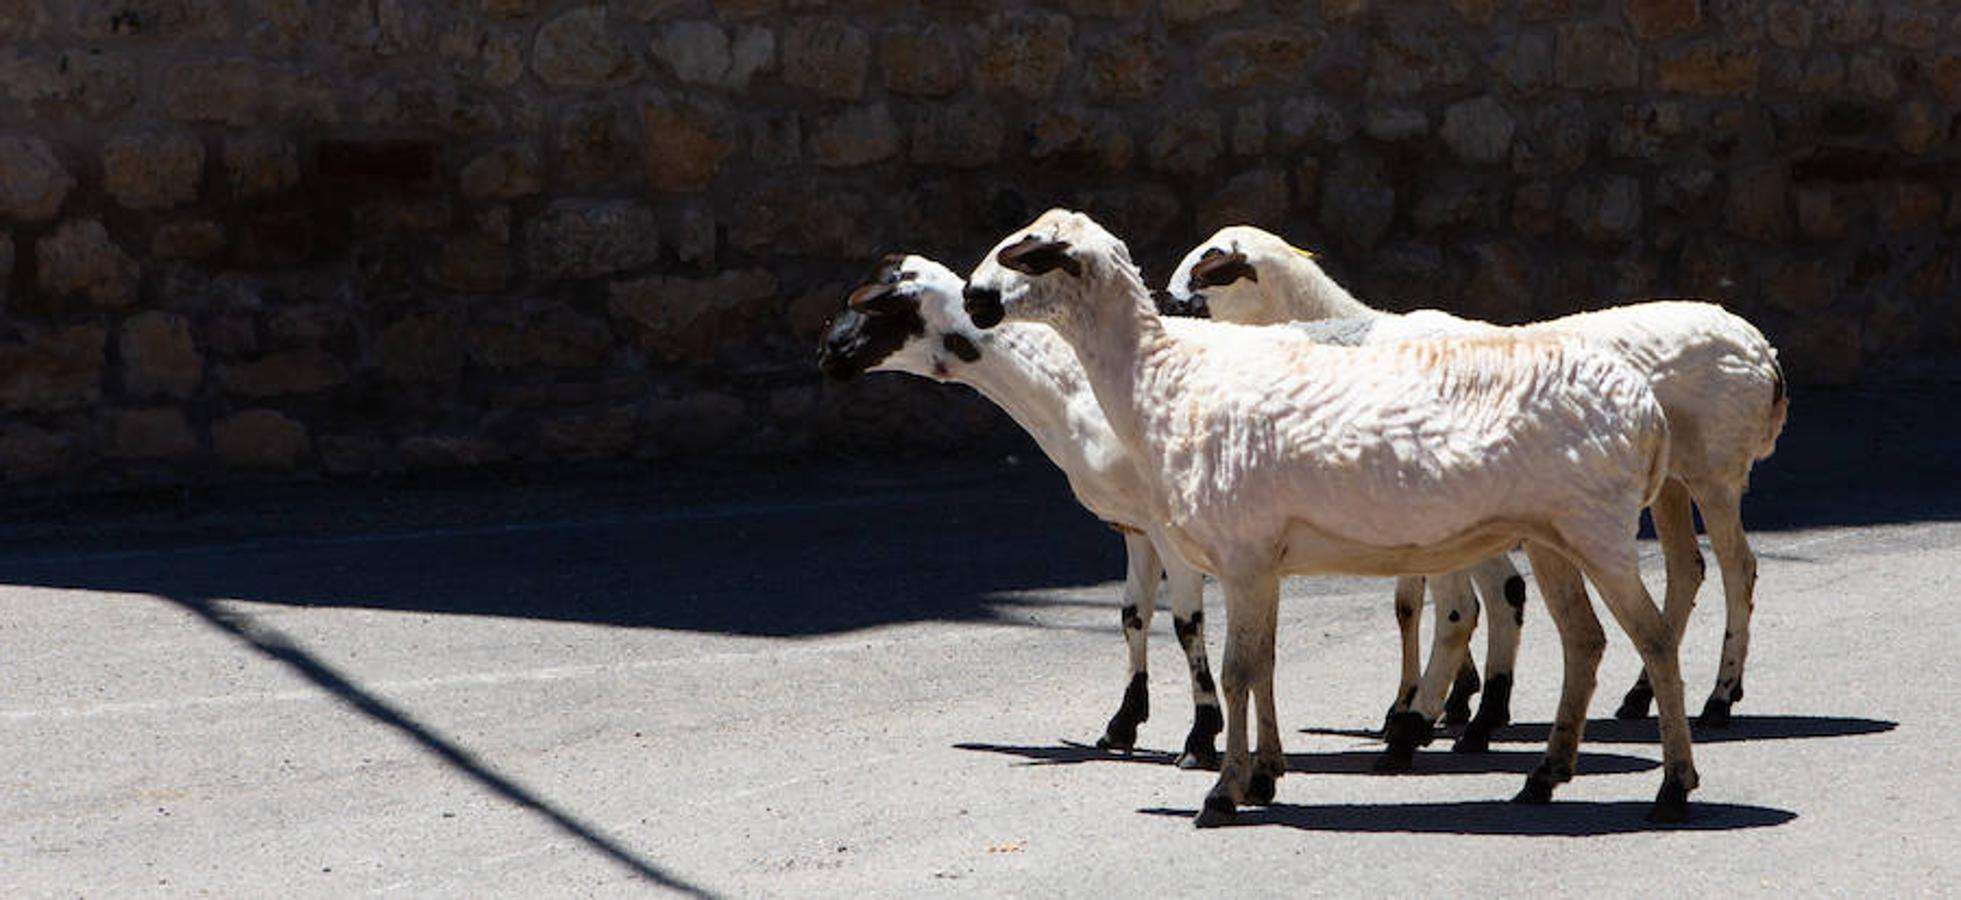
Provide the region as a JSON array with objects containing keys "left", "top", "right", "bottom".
[
  {"left": 1137, "top": 799, "right": 1797, "bottom": 835},
  {"left": 160, "top": 594, "right": 716, "bottom": 899}
]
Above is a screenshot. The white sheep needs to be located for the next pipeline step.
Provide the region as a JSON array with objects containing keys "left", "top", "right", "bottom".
[
  {"left": 964, "top": 209, "right": 1696, "bottom": 827},
  {"left": 817, "top": 255, "right": 1224, "bottom": 769},
  {"left": 1167, "top": 226, "right": 1789, "bottom": 743}
]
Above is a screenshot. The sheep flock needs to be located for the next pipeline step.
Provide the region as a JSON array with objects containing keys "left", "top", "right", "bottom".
[{"left": 818, "top": 208, "right": 1787, "bottom": 829}]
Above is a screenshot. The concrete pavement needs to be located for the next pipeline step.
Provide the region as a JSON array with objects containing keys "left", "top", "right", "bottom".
[{"left": 1, "top": 385, "right": 1956, "bottom": 897}]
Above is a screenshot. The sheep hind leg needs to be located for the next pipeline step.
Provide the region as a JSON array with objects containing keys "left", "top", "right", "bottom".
[
  {"left": 1576, "top": 537, "right": 1699, "bottom": 823},
  {"left": 1512, "top": 543, "right": 1604, "bottom": 806},
  {"left": 1616, "top": 480, "right": 1702, "bottom": 721},
  {"left": 1383, "top": 575, "right": 1427, "bottom": 733},
  {"left": 1378, "top": 571, "right": 1476, "bottom": 774},
  {"left": 1456, "top": 555, "right": 1526, "bottom": 753},
  {"left": 1098, "top": 532, "right": 1159, "bottom": 754},
  {"left": 1196, "top": 571, "right": 1280, "bottom": 828},
  {"left": 1165, "top": 550, "right": 1222, "bottom": 770},
  {"left": 1694, "top": 482, "right": 1756, "bottom": 728}
]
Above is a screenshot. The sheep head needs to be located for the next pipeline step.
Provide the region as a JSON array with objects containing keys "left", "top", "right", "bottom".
[
  {"left": 817, "top": 254, "right": 982, "bottom": 382},
  {"left": 1164, "top": 225, "right": 1317, "bottom": 324},
  {"left": 963, "top": 208, "right": 1142, "bottom": 333}
]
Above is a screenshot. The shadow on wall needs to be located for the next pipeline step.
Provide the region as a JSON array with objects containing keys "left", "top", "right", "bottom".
[{"left": 0, "top": 385, "right": 1955, "bottom": 637}]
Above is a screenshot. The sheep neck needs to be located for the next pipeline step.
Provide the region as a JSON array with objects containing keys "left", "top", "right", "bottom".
[
  {"left": 1045, "top": 266, "right": 1177, "bottom": 460},
  {"left": 1268, "top": 256, "right": 1381, "bottom": 323},
  {"left": 955, "top": 323, "right": 1098, "bottom": 462}
]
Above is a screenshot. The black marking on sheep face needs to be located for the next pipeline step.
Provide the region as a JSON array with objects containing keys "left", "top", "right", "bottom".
[
  {"left": 1504, "top": 575, "right": 1527, "bottom": 625},
  {"left": 1154, "top": 288, "right": 1210, "bottom": 318},
  {"left": 1188, "top": 248, "right": 1257, "bottom": 289},
  {"left": 816, "top": 280, "right": 925, "bottom": 381},
  {"left": 997, "top": 234, "right": 1081, "bottom": 277},
  {"left": 942, "top": 333, "right": 981, "bottom": 363}
]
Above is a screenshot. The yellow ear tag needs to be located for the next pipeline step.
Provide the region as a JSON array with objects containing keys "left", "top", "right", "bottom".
[{"left": 1287, "top": 242, "right": 1317, "bottom": 260}]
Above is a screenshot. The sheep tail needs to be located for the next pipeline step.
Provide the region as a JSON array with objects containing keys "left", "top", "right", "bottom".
[{"left": 1755, "top": 348, "right": 1789, "bottom": 462}]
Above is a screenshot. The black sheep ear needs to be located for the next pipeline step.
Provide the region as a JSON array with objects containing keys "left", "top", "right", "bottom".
[
  {"left": 997, "top": 235, "right": 1082, "bottom": 277},
  {"left": 847, "top": 281, "right": 912, "bottom": 316},
  {"left": 1189, "top": 249, "right": 1257, "bottom": 288}
]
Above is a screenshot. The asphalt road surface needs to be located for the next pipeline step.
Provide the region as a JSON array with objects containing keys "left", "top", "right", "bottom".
[{"left": 2, "top": 385, "right": 1956, "bottom": 897}]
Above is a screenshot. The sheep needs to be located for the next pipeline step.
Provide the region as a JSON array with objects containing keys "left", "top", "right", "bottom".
[
  {"left": 817, "top": 254, "right": 1225, "bottom": 770},
  {"left": 1167, "top": 225, "right": 1789, "bottom": 742},
  {"left": 963, "top": 209, "right": 1696, "bottom": 827},
  {"left": 816, "top": 257, "right": 1491, "bottom": 775}
]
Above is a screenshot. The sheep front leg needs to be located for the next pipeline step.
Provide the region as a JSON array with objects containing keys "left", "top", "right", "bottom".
[
  {"left": 1616, "top": 480, "right": 1703, "bottom": 720},
  {"left": 1512, "top": 543, "right": 1604, "bottom": 806},
  {"left": 1196, "top": 571, "right": 1280, "bottom": 828},
  {"left": 1384, "top": 575, "right": 1427, "bottom": 730},
  {"left": 1098, "top": 531, "right": 1160, "bottom": 754},
  {"left": 1164, "top": 549, "right": 1222, "bottom": 770},
  {"left": 1379, "top": 571, "right": 1477, "bottom": 773},
  {"left": 1693, "top": 483, "right": 1756, "bottom": 728},
  {"left": 1455, "top": 556, "right": 1526, "bottom": 753}
]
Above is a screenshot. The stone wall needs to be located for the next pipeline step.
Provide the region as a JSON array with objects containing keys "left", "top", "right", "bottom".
[{"left": 2, "top": 0, "right": 1958, "bottom": 491}]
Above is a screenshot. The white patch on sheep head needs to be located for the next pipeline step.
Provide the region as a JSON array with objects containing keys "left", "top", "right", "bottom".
[{"left": 964, "top": 208, "right": 1140, "bottom": 334}]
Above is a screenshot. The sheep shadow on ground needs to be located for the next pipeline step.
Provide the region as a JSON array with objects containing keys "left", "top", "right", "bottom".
[
  {"left": 953, "top": 740, "right": 1659, "bottom": 776},
  {"left": 1300, "top": 714, "right": 1897, "bottom": 746},
  {"left": 1136, "top": 799, "right": 1798, "bottom": 835}
]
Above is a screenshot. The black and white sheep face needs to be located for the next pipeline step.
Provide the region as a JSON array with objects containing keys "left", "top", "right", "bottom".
[
  {"left": 964, "top": 208, "right": 1127, "bottom": 332},
  {"left": 816, "top": 254, "right": 980, "bottom": 382},
  {"left": 1164, "top": 225, "right": 1304, "bottom": 323}
]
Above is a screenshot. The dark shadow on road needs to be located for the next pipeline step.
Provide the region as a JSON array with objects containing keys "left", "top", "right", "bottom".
[
  {"left": 0, "top": 465, "right": 1123, "bottom": 637},
  {"left": 955, "top": 740, "right": 1659, "bottom": 776},
  {"left": 160, "top": 594, "right": 716, "bottom": 898},
  {"left": 1302, "top": 714, "right": 1896, "bottom": 745},
  {"left": 1137, "top": 799, "right": 1797, "bottom": 835}
]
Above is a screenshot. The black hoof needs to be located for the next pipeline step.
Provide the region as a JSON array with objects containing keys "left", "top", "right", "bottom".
[
  {"left": 1245, "top": 772, "right": 1277, "bottom": 806},
  {"left": 1194, "top": 793, "right": 1236, "bottom": 828},
  {"left": 1615, "top": 685, "right": 1654, "bottom": 720},
  {"left": 1176, "top": 747, "right": 1221, "bottom": 771},
  {"left": 1512, "top": 776, "right": 1556, "bottom": 805},
  {"left": 1372, "top": 747, "right": 1414, "bottom": 774},
  {"left": 1451, "top": 726, "right": 1492, "bottom": 755},
  {"left": 1442, "top": 695, "right": 1474, "bottom": 726},
  {"left": 1696, "top": 698, "right": 1733, "bottom": 728},
  {"left": 1094, "top": 732, "right": 1133, "bottom": 754},
  {"left": 1647, "top": 778, "right": 1692, "bottom": 824},
  {"left": 1377, "top": 711, "right": 1430, "bottom": 773}
]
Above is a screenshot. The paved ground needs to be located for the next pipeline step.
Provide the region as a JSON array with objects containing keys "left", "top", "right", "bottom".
[{"left": 2, "top": 385, "right": 1957, "bottom": 897}]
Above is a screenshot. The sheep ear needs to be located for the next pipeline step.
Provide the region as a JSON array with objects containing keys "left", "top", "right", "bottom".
[
  {"left": 847, "top": 281, "right": 911, "bottom": 316},
  {"left": 1189, "top": 250, "right": 1257, "bottom": 288},
  {"left": 997, "top": 235, "right": 1082, "bottom": 278}
]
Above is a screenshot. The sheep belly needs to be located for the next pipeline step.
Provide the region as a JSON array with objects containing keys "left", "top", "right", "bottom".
[{"left": 1270, "top": 516, "right": 1538, "bottom": 577}]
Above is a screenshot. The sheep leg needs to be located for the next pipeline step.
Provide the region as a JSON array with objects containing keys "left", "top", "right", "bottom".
[
  {"left": 1098, "top": 532, "right": 1159, "bottom": 754},
  {"left": 1455, "top": 555, "right": 1526, "bottom": 753},
  {"left": 1378, "top": 571, "right": 1476, "bottom": 773},
  {"left": 1693, "top": 483, "right": 1756, "bottom": 728},
  {"left": 1384, "top": 575, "right": 1427, "bottom": 731},
  {"left": 1196, "top": 571, "right": 1280, "bottom": 828},
  {"left": 1616, "top": 480, "right": 1703, "bottom": 720},
  {"left": 1575, "top": 536, "right": 1699, "bottom": 823},
  {"left": 1512, "top": 542, "right": 1604, "bottom": 806},
  {"left": 1165, "top": 548, "right": 1222, "bottom": 770}
]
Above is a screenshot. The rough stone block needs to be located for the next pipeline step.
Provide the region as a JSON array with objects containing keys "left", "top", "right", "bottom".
[
  {"left": 609, "top": 269, "right": 778, "bottom": 364},
  {"left": 37, "top": 220, "right": 139, "bottom": 307},
  {"left": 460, "top": 144, "right": 542, "bottom": 200},
  {"left": 879, "top": 24, "right": 965, "bottom": 97},
  {"left": 910, "top": 106, "right": 1003, "bottom": 169},
  {"left": 809, "top": 104, "right": 900, "bottom": 168},
  {"left": 1318, "top": 153, "right": 1396, "bottom": 249},
  {"left": 976, "top": 11, "right": 1072, "bottom": 99},
  {"left": 0, "top": 326, "right": 105, "bottom": 413},
  {"left": 223, "top": 135, "right": 299, "bottom": 199},
  {"left": 74, "top": 0, "right": 230, "bottom": 39},
  {"left": 1726, "top": 165, "right": 1789, "bottom": 241},
  {"left": 220, "top": 349, "right": 347, "bottom": 397},
  {"left": 1661, "top": 44, "right": 1761, "bottom": 95},
  {"left": 641, "top": 98, "right": 731, "bottom": 192},
  {"left": 121, "top": 311, "right": 203, "bottom": 399},
  {"left": 1084, "top": 28, "right": 1166, "bottom": 100},
  {"left": 1625, "top": 0, "right": 1700, "bottom": 40},
  {"left": 108, "top": 407, "right": 196, "bottom": 459},
  {"left": 531, "top": 6, "right": 641, "bottom": 88},
  {"left": 213, "top": 409, "right": 308, "bottom": 469},
  {"left": 1439, "top": 95, "right": 1515, "bottom": 165},
  {"left": 1197, "top": 168, "right": 1289, "bottom": 236},
  {"left": 1555, "top": 23, "right": 1638, "bottom": 91},
  {"left": 783, "top": 18, "right": 868, "bottom": 100},
  {"left": 525, "top": 200, "right": 660, "bottom": 280},
  {"left": 103, "top": 128, "right": 205, "bottom": 211},
  {"left": 1200, "top": 27, "right": 1322, "bottom": 92},
  {"left": 0, "top": 136, "right": 73, "bottom": 222}
]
